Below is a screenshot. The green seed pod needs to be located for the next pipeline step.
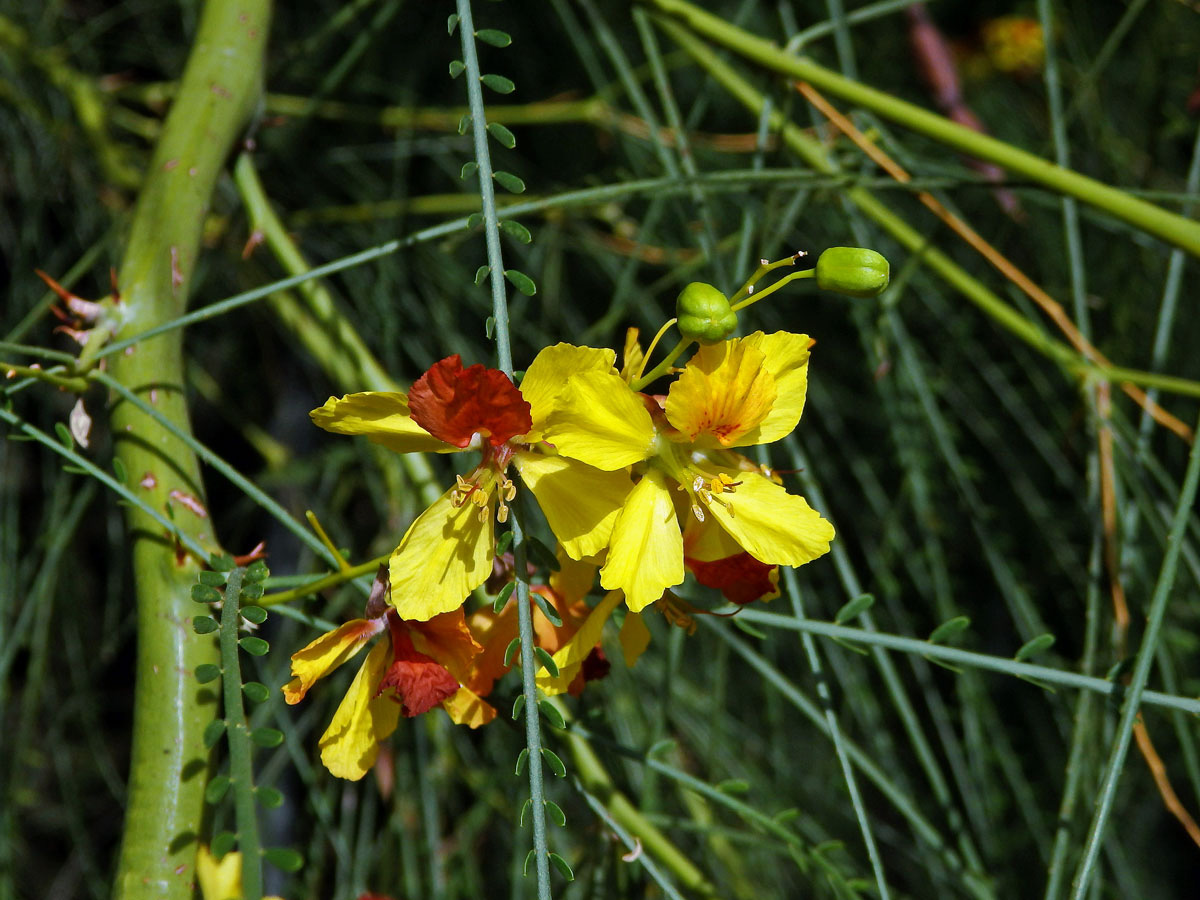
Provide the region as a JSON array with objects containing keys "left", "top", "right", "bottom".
[
  {"left": 815, "top": 247, "right": 890, "bottom": 298},
  {"left": 676, "top": 282, "right": 738, "bottom": 344}
]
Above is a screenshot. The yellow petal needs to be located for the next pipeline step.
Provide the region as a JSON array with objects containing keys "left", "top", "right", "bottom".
[
  {"left": 664, "top": 340, "right": 775, "bottom": 448},
  {"left": 736, "top": 331, "right": 811, "bottom": 445},
  {"left": 520, "top": 343, "right": 617, "bottom": 441},
  {"left": 283, "top": 618, "right": 385, "bottom": 705},
  {"left": 620, "top": 327, "right": 645, "bottom": 382},
  {"left": 682, "top": 513, "right": 744, "bottom": 563},
  {"left": 705, "top": 471, "right": 834, "bottom": 568},
  {"left": 618, "top": 610, "right": 651, "bottom": 668},
  {"left": 600, "top": 470, "right": 685, "bottom": 612},
  {"left": 196, "top": 846, "right": 241, "bottom": 900},
  {"left": 388, "top": 486, "right": 494, "bottom": 621},
  {"left": 536, "top": 591, "right": 623, "bottom": 696},
  {"left": 442, "top": 686, "right": 498, "bottom": 728},
  {"left": 310, "top": 391, "right": 459, "bottom": 453},
  {"left": 318, "top": 640, "right": 402, "bottom": 781},
  {"left": 513, "top": 450, "right": 631, "bottom": 559},
  {"left": 550, "top": 551, "right": 599, "bottom": 605},
  {"left": 545, "top": 371, "right": 656, "bottom": 470}
]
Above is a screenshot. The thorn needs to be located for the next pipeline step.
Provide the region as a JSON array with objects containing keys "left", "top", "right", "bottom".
[
  {"left": 35, "top": 268, "right": 78, "bottom": 303},
  {"left": 241, "top": 229, "right": 265, "bottom": 260},
  {"left": 233, "top": 541, "right": 267, "bottom": 565}
]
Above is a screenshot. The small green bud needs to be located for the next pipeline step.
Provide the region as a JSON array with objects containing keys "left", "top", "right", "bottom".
[
  {"left": 816, "top": 247, "right": 890, "bottom": 298},
  {"left": 676, "top": 282, "right": 738, "bottom": 344}
]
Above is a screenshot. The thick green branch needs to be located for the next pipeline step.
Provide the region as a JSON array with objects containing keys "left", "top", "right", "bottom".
[{"left": 110, "top": 3, "right": 270, "bottom": 899}]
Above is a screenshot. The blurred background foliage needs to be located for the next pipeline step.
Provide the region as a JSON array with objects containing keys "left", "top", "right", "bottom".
[{"left": 2, "top": 0, "right": 1200, "bottom": 897}]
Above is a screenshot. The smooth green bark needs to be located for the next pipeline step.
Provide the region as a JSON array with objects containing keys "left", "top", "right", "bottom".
[{"left": 111, "top": 3, "right": 270, "bottom": 898}]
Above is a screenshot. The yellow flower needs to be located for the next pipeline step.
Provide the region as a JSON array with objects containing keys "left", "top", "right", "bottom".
[
  {"left": 312, "top": 350, "right": 628, "bottom": 621},
  {"left": 195, "top": 845, "right": 284, "bottom": 900},
  {"left": 541, "top": 332, "right": 834, "bottom": 611},
  {"left": 283, "top": 583, "right": 495, "bottom": 780}
]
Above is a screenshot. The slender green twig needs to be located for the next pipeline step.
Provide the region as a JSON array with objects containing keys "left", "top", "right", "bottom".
[
  {"left": 217, "top": 566, "right": 264, "bottom": 900},
  {"left": 645, "top": 0, "right": 1200, "bottom": 257},
  {"left": 455, "top": 2, "right": 553, "bottom": 896},
  {"left": 778, "top": 567, "right": 892, "bottom": 899},
  {"left": 736, "top": 609, "right": 1200, "bottom": 717},
  {"left": 0, "top": 405, "right": 210, "bottom": 562},
  {"left": 1068, "top": 408, "right": 1200, "bottom": 897},
  {"left": 90, "top": 370, "right": 339, "bottom": 568}
]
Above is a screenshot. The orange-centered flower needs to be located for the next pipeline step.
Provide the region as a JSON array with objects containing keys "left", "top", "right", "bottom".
[
  {"left": 283, "top": 605, "right": 495, "bottom": 781},
  {"left": 536, "top": 332, "right": 835, "bottom": 611},
  {"left": 312, "top": 351, "right": 634, "bottom": 621},
  {"left": 311, "top": 356, "right": 531, "bottom": 621}
]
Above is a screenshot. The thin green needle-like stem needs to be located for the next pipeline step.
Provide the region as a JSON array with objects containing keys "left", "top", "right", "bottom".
[
  {"left": 645, "top": 0, "right": 1200, "bottom": 257},
  {"left": 456, "top": 2, "right": 552, "bottom": 896},
  {"left": 218, "top": 567, "right": 263, "bottom": 900},
  {"left": 1068, "top": 407, "right": 1200, "bottom": 898},
  {"left": 0, "top": 406, "right": 210, "bottom": 562},
  {"left": 779, "top": 566, "right": 891, "bottom": 899},
  {"left": 259, "top": 554, "right": 389, "bottom": 607},
  {"left": 551, "top": 699, "right": 716, "bottom": 896},
  {"left": 735, "top": 609, "right": 1200, "bottom": 717}
]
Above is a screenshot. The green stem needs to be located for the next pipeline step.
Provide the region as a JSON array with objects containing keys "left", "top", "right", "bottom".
[
  {"left": 729, "top": 269, "right": 815, "bottom": 312},
  {"left": 649, "top": 16, "right": 1200, "bottom": 403},
  {"left": 456, "top": 2, "right": 553, "bottom": 896},
  {"left": 631, "top": 337, "right": 693, "bottom": 391},
  {"left": 645, "top": 0, "right": 1200, "bottom": 257},
  {"left": 109, "top": 3, "right": 270, "bottom": 898},
  {"left": 259, "top": 553, "right": 389, "bottom": 607},
  {"left": 552, "top": 700, "right": 716, "bottom": 896},
  {"left": 736, "top": 608, "right": 1200, "bottom": 717},
  {"left": 0, "top": 362, "right": 88, "bottom": 392},
  {"left": 218, "top": 567, "right": 263, "bottom": 900},
  {"left": 1068, "top": 407, "right": 1200, "bottom": 897}
]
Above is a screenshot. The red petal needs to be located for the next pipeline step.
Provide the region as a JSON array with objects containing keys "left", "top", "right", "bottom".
[
  {"left": 407, "top": 355, "right": 532, "bottom": 448},
  {"left": 686, "top": 553, "right": 780, "bottom": 606},
  {"left": 377, "top": 620, "right": 459, "bottom": 717},
  {"left": 408, "top": 608, "right": 484, "bottom": 683}
]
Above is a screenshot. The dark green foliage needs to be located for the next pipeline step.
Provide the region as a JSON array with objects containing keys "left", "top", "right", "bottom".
[{"left": 4, "top": 1, "right": 1200, "bottom": 898}]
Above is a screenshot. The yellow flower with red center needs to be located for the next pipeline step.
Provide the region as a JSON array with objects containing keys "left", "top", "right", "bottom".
[
  {"left": 311, "top": 352, "right": 629, "bottom": 621},
  {"left": 531, "top": 331, "right": 834, "bottom": 612},
  {"left": 283, "top": 590, "right": 496, "bottom": 780}
]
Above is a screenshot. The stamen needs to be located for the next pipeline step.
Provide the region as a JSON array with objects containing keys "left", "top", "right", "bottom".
[
  {"left": 497, "top": 502, "right": 510, "bottom": 524},
  {"left": 691, "top": 503, "right": 705, "bottom": 522}
]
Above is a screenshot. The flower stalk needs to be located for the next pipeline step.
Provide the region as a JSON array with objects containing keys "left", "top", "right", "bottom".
[{"left": 455, "top": 0, "right": 555, "bottom": 895}]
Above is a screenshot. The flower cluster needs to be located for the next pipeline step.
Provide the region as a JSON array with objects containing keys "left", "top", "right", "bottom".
[{"left": 286, "top": 250, "right": 886, "bottom": 779}]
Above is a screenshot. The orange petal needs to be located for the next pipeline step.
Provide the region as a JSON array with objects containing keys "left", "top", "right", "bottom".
[
  {"left": 283, "top": 618, "right": 386, "bottom": 705},
  {"left": 407, "top": 608, "right": 484, "bottom": 683}
]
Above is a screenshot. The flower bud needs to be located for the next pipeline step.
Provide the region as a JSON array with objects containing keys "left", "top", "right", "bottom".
[
  {"left": 676, "top": 282, "right": 738, "bottom": 344},
  {"left": 815, "top": 247, "right": 890, "bottom": 298}
]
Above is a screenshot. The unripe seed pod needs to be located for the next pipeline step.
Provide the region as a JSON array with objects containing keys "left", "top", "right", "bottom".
[
  {"left": 815, "top": 247, "right": 890, "bottom": 298},
  {"left": 676, "top": 282, "right": 738, "bottom": 344}
]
